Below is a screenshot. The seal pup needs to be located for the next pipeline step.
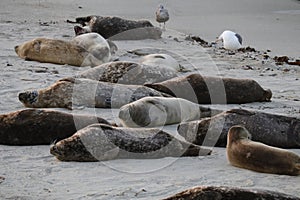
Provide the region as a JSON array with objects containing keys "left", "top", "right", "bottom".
[
  {"left": 145, "top": 73, "right": 272, "bottom": 104},
  {"left": 71, "top": 15, "right": 162, "bottom": 40},
  {"left": 178, "top": 109, "right": 300, "bottom": 148},
  {"left": 76, "top": 61, "right": 177, "bottom": 85},
  {"left": 70, "top": 33, "right": 111, "bottom": 66},
  {"left": 156, "top": 5, "right": 169, "bottom": 30},
  {"left": 227, "top": 125, "right": 300, "bottom": 176},
  {"left": 50, "top": 123, "right": 212, "bottom": 162},
  {"left": 140, "top": 53, "right": 181, "bottom": 72},
  {"left": 216, "top": 30, "right": 242, "bottom": 50},
  {"left": 163, "top": 186, "right": 300, "bottom": 200},
  {"left": 0, "top": 109, "right": 110, "bottom": 145},
  {"left": 18, "top": 78, "right": 170, "bottom": 109},
  {"left": 119, "top": 97, "right": 222, "bottom": 128}
]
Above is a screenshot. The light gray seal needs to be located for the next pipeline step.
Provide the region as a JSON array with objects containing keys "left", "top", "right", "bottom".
[{"left": 119, "top": 97, "right": 222, "bottom": 128}]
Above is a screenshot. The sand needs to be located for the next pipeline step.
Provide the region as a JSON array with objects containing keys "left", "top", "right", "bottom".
[{"left": 0, "top": 0, "right": 299, "bottom": 199}]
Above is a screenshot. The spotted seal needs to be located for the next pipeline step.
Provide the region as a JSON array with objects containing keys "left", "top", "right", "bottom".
[
  {"left": 50, "top": 123, "right": 212, "bottom": 161},
  {"left": 177, "top": 109, "right": 300, "bottom": 148},
  {"left": 71, "top": 15, "right": 162, "bottom": 40},
  {"left": 76, "top": 61, "right": 177, "bottom": 85},
  {"left": 18, "top": 78, "right": 169, "bottom": 109},
  {"left": 163, "top": 186, "right": 300, "bottom": 200}
]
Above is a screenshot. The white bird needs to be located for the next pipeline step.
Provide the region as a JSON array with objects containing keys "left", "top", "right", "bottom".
[
  {"left": 156, "top": 5, "right": 169, "bottom": 30},
  {"left": 216, "top": 30, "right": 242, "bottom": 50}
]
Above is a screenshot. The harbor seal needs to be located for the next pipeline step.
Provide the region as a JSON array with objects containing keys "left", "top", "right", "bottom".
[
  {"left": 15, "top": 38, "right": 89, "bottom": 66},
  {"left": 140, "top": 53, "right": 181, "bottom": 71},
  {"left": 15, "top": 33, "right": 111, "bottom": 67},
  {"left": 76, "top": 61, "right": 177, "bottom": 85},
  {"left": 0, "top": 109, "right": 110, "bottom": 145},
  {"left": 71, "top": 15, "right": 162, "bottom": 40},
  {"left": 70, "top": 33, "right": 111, "bottom": 66},
  {"left": 163, "top": 186, "right": 300, "bottom": 200},
  {"left": 50, "top": 123, "right": 212, "bottom": 162},
  {"left": 177, "top": 109, "right": 300, "bottom": 148},
  {"left": 119, "top": 97, "right": 222, "bottom": 128},
  {"left": 227, "top": 125, "right": 300, "bottom": 176},
  {"left": 18, "top": 78, "right": 169, "bottom": 109},
  {"left": 145, "top": 73, "right": 272, "bottom": 104}
]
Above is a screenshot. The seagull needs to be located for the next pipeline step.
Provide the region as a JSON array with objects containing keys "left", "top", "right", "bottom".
[
  {"left": 216, "top": 30, "right": 242, "bottom": 50},
  {"left": 156, "top": 4, "right": 169, "bottom": 30}
]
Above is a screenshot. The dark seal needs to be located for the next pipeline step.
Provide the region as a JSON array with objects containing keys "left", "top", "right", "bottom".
[
  {"left": 163, "top": 186, "right": 300, "bottom": 200},
  {"left": 50, "top": 123, "right": 212, "bottom": 162},
  {"left": 177, "top": 109, "right": 300, "bottom": 148},
  {"left": 0, "top": 109, "right": 110, "bottom": 145},
  {"left": 71, "top": 15, "right": 162, "bottom": 40},
  {"left": 145, "top": 73, "right": 272, "bottom": 104}
]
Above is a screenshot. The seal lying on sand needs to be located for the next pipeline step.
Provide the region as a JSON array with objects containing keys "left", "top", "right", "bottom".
[
  {"left": 15, "top": 33, "right": 111, "bottom": 67},
  {"left": 0, "top": 109, "right": 110, "bottom": 145},
  {"left": 177, "top": 109, "right": 300, "bottom": 148},
  {"left": 227, "top": 125, "right": 300, "bottom": 176},
  {"left": 18, "top": 78, "right": 169, "bottom": 109},
  {"left": 71, "top": 15, "right": 162, "bottom": 40},
  {"left": 76, "top": 61, "right": 177, "bottom": 85},
  {"left": 70, "top": 32, "right": 111, "bottom": 66},
  {"left": 163, "top": 186, "right": 300, "bottom": 200},
  {"left": 50, "top": 123, "right": 212, "bottom": 162},
  {"left": 119, "top": 97, "right": 222, "bottom": 128},
  {"left": 140, "top": 53, "right": 181, "bottom": 72},
  {"left": 145, "top": 73, "right": 272, "bottom": 104}
]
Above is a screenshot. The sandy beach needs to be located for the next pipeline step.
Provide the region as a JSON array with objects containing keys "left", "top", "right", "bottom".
[{"left": 0, "top": 0, "right": 300, "bottom": 199}]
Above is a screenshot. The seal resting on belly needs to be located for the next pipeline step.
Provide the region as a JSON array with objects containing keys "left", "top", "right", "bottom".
[
  {"left": 177, "top": 109, "right": 300, "bottom": 148},
  {"left": 227, "top": 125, "right": 300, "bottom": 176},
  {"left": 145, "top": 73, "right": 272, "bottom": 104},
  {"left": 18, "top": 78, "right": 169, "bottom": 109},
  {"left": 50, "top": 123, "right": 212, "bottom": 162},
  {"left": 0, "top": 109, "right": 110, "bottom": 145}
]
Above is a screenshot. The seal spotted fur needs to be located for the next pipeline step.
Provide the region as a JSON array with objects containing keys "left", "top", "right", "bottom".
[{"left": 50, "top": 123, "right": 212, "bottom": 162}]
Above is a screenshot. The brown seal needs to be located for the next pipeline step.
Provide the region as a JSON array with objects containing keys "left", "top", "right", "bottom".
[
  {"left": 50, "top": 123, "right": 212, "bottom": 162},
  {"left": 15, "top": 38, "right": 89, "bottom": 66},
  {"left": 71, "top": 15, "right": 162, "bottom": 40},
  {"left": 15, "top": 33, "right": 111, "bottom": 67},
  {"left": 18, "top": 78, "right": 169, "bottom": 109},
  {"left": 227, "top": 125, "right": 300, "bottom": 176},
  {"left": 0, "top": 109, "right": 110, "bottom": 145},
  {"left": 163, "top": 186, "right": 300, "bottom": 200},
  {"left": 76, "top": 61, "right": 177, "bottom": 85},
  {"left": 178, "top": 109, "right": 300, "bottom": 148},
  {"left": 145, "top": 73, "right": 272, "bottom": 104}
]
